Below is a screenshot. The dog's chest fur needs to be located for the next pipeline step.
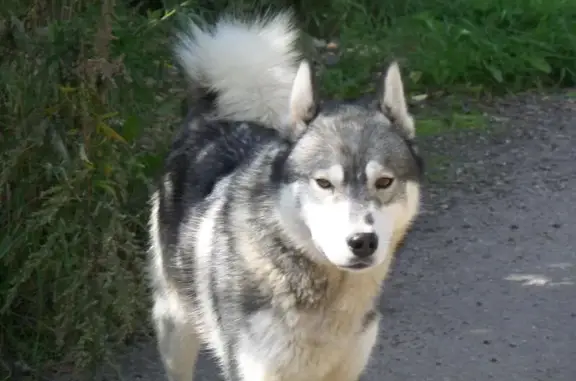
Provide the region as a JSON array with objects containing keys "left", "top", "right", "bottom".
[
  {"left": 219, "top": 199, "right": 389, "bottom": 377},
  {"left": 238, "top": 256, "right": 385, "bottom": 378}
]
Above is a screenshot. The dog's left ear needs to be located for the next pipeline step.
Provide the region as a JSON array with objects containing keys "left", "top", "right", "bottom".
[
  {"left": 288, "top": 60, "right": 318, "bottom": 135},
  {"left": 379, "top": 62, "right": 415, "bottom": 139}
]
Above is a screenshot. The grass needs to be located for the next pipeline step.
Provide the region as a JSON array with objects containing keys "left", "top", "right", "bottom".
[
  {"left": 321, "top": 0, "right": 576, "bottom": 98},
  {"left": 1, "top": 0, "right": 575, "bottom": 378}
]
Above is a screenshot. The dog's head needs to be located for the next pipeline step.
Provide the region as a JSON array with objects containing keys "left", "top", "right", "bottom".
[{"left": 278, "top": 61, "right": 423, "bottom": 272}]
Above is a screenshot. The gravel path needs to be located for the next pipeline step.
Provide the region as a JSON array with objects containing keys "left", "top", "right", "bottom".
[{"left": 58, "top": 91, "right": 576, "bottom": 381}]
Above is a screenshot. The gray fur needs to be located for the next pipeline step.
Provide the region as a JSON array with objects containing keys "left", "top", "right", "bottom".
[{"left": 148, "top": 10, "right": 424, "bottom": 381}]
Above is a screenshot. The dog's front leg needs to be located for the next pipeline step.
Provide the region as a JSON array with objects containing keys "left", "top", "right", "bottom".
[
  {"left": 322, "top": 314, "right": 380, "bottom": 381},
  {"left": 229, "top": 337, "right": 278, "bottom": 381},
  {"left": 153, "top": 292, "right": 201, "bottom": 381},
  {"left": 227, "top": 323, "right": 286, "bottom": 381}
]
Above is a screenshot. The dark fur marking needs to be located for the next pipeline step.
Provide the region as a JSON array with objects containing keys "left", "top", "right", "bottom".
[
  {"left": 213, "top": 196, "right": 234, "bottom": 327},
  {"left": 157, "top": 117, "right": 285, "bottom": 300},
  {"left": 181, "top": 87, "right": 219, "bottom": 118},
  {"left": 268, "top": 237, "right": 328, "bottom": 308},
  {"left": 364, "top": 213, "right": 375, "bottom": 225},
  {"left": 362, "top": 309, "right": 379, "bottom": 331},
  {"left": 226, "top": 338, "right": 241, "bottom": 381},
  {"left": 239, "top": 281, "right": 271, "bottom": 320},
  {"left": 269, "top": 142, "right": 294, "bottom": 185},
  {"left": 405, "top": 138, "right": 424, "bottom": 178}
]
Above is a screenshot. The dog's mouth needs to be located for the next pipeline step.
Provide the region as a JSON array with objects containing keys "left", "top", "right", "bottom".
[
  {"left": 315, "top": 246, "right": 376, "bottom": 271},
  {"left": 340, "top": 260, "right": 374, "bottom": 271}
]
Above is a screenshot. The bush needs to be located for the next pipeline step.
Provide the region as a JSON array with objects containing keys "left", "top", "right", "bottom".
[{"left": 0, "top": 0, "right": 180, "bottom": 375}]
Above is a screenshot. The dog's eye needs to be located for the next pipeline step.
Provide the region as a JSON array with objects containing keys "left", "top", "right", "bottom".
[
  {"left": 315, "top": 178, "right": 333, "bottom": 189},
  {"left": 375, "top": 177, "right": 394, "bottom": 190}
]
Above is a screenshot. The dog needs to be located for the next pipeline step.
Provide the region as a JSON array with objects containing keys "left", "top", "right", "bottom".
[{"left": 148, "top": 10, "right": 424, "bottom": 381}]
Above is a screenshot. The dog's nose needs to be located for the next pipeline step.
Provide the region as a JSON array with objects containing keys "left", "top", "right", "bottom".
[{"left": 346, "top": 233, "right": 378, "bottom": 258}]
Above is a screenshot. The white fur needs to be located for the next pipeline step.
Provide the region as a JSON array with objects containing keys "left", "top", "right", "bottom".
[
  {"left": 149, "top": 194, "right": 201, "bottom": 381},
  {"left": 288, "top": 60, "right": 316, "bottom": 135},
  {"left": 193, "top": 188, "right": 228, "bottom": 360},
  {"left": 381, "top": 62, "right": 415, "bottom": 139},
  {"left": 295, "top": 162, "right": 415, "bottom": 270},
  {"left": 400, "top": 181, "right": 421, "bottom": 236},
  {"left": 313, "top": 164, "right": 345, "bottom": 187},
  {"left": 300, "top": 194, "right": 394, "bottom": 269},
  {"left": 277, "top": 175, "right": 421, "bottom": 272},
  {"left": 175, "top": 12, "right": 300, "bottom": 128},
  {"left": 152, "top": 292, "right": 200, "bottom": 381},
  {"left": 365, "top": 160, "right": 394, "bottom": 186},
  {"left": 235, "top": 309, "right": 380, "bottom": 381},
  {"left": 323, "top": 317, "right": 380, "bottom": 381},
  {"left": 236, "top": 311, "right": 280, "bottom": 381}
]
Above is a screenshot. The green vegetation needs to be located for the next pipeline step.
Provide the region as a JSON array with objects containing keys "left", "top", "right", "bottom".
[
  {"left": 1, "top": 0, "right": 575, "bottom": 378},
  {"left": 321, "top": 0, "right": 576, "bottom": 97}
]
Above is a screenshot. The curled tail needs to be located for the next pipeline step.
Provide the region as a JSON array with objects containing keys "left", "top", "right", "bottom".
[{"left": 175, "top": 12, "right": 302, "bottom": 128}]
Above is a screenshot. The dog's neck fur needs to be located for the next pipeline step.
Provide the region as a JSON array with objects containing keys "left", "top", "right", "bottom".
[{"left": 231, "top": 187, "right": 394, "bottom": 331}]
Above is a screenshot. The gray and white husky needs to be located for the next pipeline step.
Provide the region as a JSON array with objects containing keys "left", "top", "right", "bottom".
[{"left": 148, "top": 10, "right": 424, "bottom": 381}]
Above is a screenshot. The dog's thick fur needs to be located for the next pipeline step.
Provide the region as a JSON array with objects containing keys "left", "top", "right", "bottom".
[
  {"left": 148, "top": 11, "right": 423, "bottom": 381},
  {"left": 174, "top": 12, "right": 303, "bottom": 133}
]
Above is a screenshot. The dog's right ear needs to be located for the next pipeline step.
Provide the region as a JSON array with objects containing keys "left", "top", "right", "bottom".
[{"left": 288, "top": 60, "right": 318, "bottom": 135}]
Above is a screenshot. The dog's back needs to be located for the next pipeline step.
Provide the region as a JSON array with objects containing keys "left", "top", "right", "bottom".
[{"left": 157, "top": 116, "right": 283, "bottom": 241}]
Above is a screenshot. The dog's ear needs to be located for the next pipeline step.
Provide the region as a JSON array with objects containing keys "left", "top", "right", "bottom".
[
  {"left": 288, "top": 60, "right": 318, "bottom": 131},
  {"left": 379, "top": 62, "right": 415, "bottom": 139}
]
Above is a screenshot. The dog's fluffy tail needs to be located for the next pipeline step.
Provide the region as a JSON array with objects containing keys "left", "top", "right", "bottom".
[{"left": 175, "top": 12, "right": 301, "bottom": 127}]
